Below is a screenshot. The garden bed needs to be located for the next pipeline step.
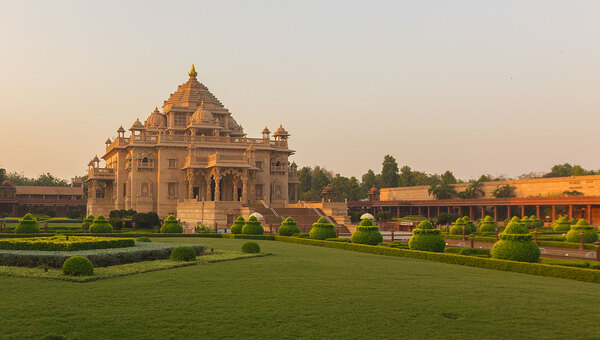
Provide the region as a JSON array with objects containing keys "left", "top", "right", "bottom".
[
  {"left": 0, "top": 236, "right": 135, "bottom": 251},
  {"left": 0, "top": 242, "right": 206, "bottom": 268},
  {"left": 0, "top": 249, "right": 268, "bottom": 282}
]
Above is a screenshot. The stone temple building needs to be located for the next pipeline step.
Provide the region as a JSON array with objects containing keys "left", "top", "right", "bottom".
[{"left": 87, "top": 66, "right": 349, "bottom": 229}]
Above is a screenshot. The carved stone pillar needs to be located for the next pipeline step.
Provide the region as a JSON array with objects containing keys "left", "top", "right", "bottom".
[
  {"left": 187, "top": 170, "right": 194, "bottom": 199},
  {"left": 213, "top": 168, "right": 221, "bottom": 202},
  {"left": 241, "top": 169, "right": 249, "bottom": 203},
  {"left": 233, "top": 179, "right": 239, "bottom": 202}
]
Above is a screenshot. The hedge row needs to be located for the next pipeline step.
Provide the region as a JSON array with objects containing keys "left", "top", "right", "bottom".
[
  {"left": 0, "top": 243, "right": 206, "bottom": 268},
  {"left": 0, "top": 236, "right": 135, "bottom": 251},
  {"left": 273, "top": 236, "right": 600, "bottom": 284}
]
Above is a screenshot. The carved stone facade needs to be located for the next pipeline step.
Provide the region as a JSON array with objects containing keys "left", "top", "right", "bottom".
[{"left": 86, "top": 65, "right": 300, "bottom": 226}]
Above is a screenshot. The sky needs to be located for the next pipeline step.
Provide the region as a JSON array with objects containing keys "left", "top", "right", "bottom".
[{"left": 0, "top": 0, "right": 599, "bottom": 182}]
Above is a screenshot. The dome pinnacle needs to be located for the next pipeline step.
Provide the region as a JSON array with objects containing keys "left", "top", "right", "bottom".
[{"left": 189, "top": 64, "right": 197, "bottom": 78}]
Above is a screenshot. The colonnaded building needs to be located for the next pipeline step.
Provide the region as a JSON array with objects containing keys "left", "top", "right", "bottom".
[{"left": 86, "top": 66, "right": 349, "bottom": 229}]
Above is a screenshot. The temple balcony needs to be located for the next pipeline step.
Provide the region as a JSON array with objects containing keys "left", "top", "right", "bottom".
[
  {"left": 105, "top": 137, "right": 129, "bottom": 153},
  {"left": 88, "top": 168, "right": 115, "bottom": 181}
]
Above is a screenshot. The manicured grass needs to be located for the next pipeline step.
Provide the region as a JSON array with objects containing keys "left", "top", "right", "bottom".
[{"left": 1, "top": 238, "right": 600, "bottom": 338}]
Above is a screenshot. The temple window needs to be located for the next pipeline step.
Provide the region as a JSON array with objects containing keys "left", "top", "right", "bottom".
[
  {"left": 255, "top": 161, "right": 263, "bottom": 170},
  {"left": 168, "top": 182, "right": 177, "bottom": 197},
  {"left": 168, "top": 159, "right": 177, "bottom": 169}
]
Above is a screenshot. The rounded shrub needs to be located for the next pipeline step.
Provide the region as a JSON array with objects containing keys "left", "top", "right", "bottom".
[
  {"left": 81, "top": 215, "right": 94, "bottom": 230},
  {"left": 89, "top": 215, "right": 114, "bottom": 233},
  {"left": 521, "top": 216, "right": 531, "bottom": 228},
  {"left": 552, "top": 216, "right": 571, "bottom": 232},
  {"left": 309, "top": 217, "right": 337, "bottom": 240},
  {"left": 462, "top": 217, "right": 477, "bottom": 234},
  {"left": 278, "top": 217, "right": 300, "bottom": 236},
  {"left": 230, "top": 216, "right": 245, "bottom": 234},
  {"left": 565, "top": 219, "right": 599, "bottom": 243},
  {"left": 242, "top": 216, "right": 264, "bottom": 235},
  {"left": 491, "top": 221, "right": 540, "bottom": 263},
  {"left": 449, "top": 217, "right": 467, "bottom": 235},
  {"left": 408, "top": 220, "right": 445, "bottom": 252},
  {"left": 241, "top": 241, "right": 261, "bottom": 253},
  {"left": 62, "top": 256, "right": 94, "bottom": 276},
  {"left": 351, "top": 218, "right": 383, "bottom": 245},
  {"left": 15, "top": 213, "right": 40, "bottom": 234},
  {"left": 137, "top": 236, "right": 152, "bottom": 243},
  {"left": 170, "top": 246, "right": 196, "bottom": 261},
  {"left": 478, "top": 215, "right": 497, "bottom": 232},
  {"left": 160, "top": 215, "right": 183, "bottom": 233}
]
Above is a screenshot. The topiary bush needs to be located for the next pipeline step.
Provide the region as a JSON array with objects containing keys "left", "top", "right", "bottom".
[
  {"left": 309, "top": 217, "right": 337, "bottom": 240},
  {"left": 170, "top": 245, "right": 196, "bottom": 261},
  {"left": 491, "top": 221, "right": 540, "bottom": 263},
  {"left": 351, "top": 218, "right": 383, "bottom": 245},
  {"left": 530, "top": 215, "right": 544, "bottom": 229},
  {"left": 241, "top": 241, "right": 260, "bottom": 253},
  {"left": 278, "top": 217, "right": 300, "bottom": 236},
  {"left": 160, "top": 215, "right": 183, "bottom": 233},
  {"left": 552, "top": 217, "right": 571, "bottom": 232},
  {"left": 565, "top": 219, "right": 599, "bottom": 243},
  {"left": 81, "top": 215, "right": 94, "bottom": 230},
  {"left": 449, "top": 217, "right": 467, "bottom": 235},
  {"left": 89, "top": 215, "right": 114, "bottom": 233},
  {"left": 462, "top": 217, "right": 477, "bottom": 234},
  {"left": 242, "top": 216, "right": 264, "bottom": 235},
  {"left": 230, "top": 216, "right": 245, "bottom": 234},
  {"left": 15, "top": 213, "right": 40, "bottom": 234},
  {"left": 62, "top": 256, "right": 94, "bottom": 276},
  {"left": 408, "top": 220, "right": 445, "bottom": 252},
  {"left": 521, "top": 216, "right": 531, "bottom": 228},
  {"left": 479, "top": 215, "right": 498, "bottom": 232}
]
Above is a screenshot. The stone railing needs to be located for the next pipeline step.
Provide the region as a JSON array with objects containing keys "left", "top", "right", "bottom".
[{"left": 88, "top": 168, "right": 115, "bottom": 180}]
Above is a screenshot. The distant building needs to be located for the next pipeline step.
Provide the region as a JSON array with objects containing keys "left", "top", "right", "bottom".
[
  {"left": 349, "top": 175, "right": 600, "bottom": 224},
  {"left": 0, "top": 180, "right": 86, "bottom": 217}
]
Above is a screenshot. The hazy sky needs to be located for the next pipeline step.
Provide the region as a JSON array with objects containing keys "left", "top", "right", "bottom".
[{"left": 1, "top": 1, "right": 599, "bottom": 182}]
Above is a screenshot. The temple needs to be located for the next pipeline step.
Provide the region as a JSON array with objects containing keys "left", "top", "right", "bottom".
[{"left": 86, "top": 65, "right": 349, "bottom": 228}]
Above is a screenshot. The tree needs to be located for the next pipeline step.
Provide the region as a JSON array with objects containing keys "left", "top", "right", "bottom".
[
  {"left": 0, "top": 168, "right": 5, "bottom": 183},
  {"left": 428, "top": 181, "right": 456, "bottom": 200},
  {"left": 457, "top": 180, "right": 484, "bottom": 199},
  {"left": 380, "top": 155, "right": 399, "bottom": 188},
  {"left": 298, "top": 167, "right": 312, "bottom": 195},
  {"left": 441, "top": 171, "right": 457, "bottom": 184},
  {"left": 492, "top": 184, "right": 516, "bottom": 198},
  {"left": 398, "top": 165, "right": 415, "bottom": 187},
  {"left": 361, "top": 169, "right": 380, "bottom": 193},
  {"left": 5, "top": 171, "right": 69, "bottom": 186}
]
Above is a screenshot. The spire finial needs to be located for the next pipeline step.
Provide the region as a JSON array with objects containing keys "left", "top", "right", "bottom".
[
  {"left": 154, "top": 106, "right": 158, "bottom": 111},
  {"left": 189, "top": 64, "right": 197, "bottom": 78}
]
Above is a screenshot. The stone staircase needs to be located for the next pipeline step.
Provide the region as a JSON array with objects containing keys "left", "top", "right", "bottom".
[{"left": 243, "top": 203, "right": 349, "bottom": 234}]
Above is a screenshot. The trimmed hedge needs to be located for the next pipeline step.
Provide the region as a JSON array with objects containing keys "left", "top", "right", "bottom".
[
  {"left": 0, "top": 236, "right": 135, "bottom": 251},
  {"left": 351, "top": 218, "right": 383, "bottom": 245},
  {"left": 565, "top": 219, "right": 599, "bottom": 243},
  {"left": 278, "top": 217, "right": 301, "bottom": 236},
  {"left": 170, "top": 246, "right": 196, "bottom": 261},
  {"left": 89, "top": 215, "right": 114, "bottom": 233},
  {"left": 408, "top": 220, "right": 445, "bottom": 252},
  {"left": 62, "top": 256, "right": 94, "bottom": 276},
  {"left": 241, "top": 241, "right": 260, "bottom": 253},
  {"left": 274, "top": 236, "right": 600, "bottom": 284},
  {"left": 137, "top": 237, "right": 152, "bottom": 243},
  {"left": 230, "top": 216, "right": 245, "bottom": 234},
  {"left": 15, "top": 214, "right": 40, "bottom": 234},
  {"left": 0, "top": 243, "right": 206, "bottom": 268},
  {"left": 552, "top": 217, "right": 571, "bottom": 232},
  {"left": 309, "top": 217, "right": 336, "bottom": 240},
  {"left": 242, "top": 216, "right": 264, "bottom": 235},
  {"left": 160, "top": 215, "right": 183, "bottom": 234}
]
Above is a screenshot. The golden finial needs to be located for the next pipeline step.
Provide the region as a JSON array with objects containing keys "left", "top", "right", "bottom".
[
  {"left": 155, "top": 106, "right": 158, "bottom": 111},
  {"left": 189, "top": 64, "right": 197, "bottom": 78}
]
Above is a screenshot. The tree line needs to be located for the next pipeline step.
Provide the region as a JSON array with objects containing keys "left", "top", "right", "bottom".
[{"left": 297, "top": 156, "right": 600, "bottom": 202}]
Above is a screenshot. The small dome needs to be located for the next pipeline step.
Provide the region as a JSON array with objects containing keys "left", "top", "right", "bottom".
[
  {"left": 368, "top": 186, "right": 380, "bottom": 194},
  {"left": 117, "top": 125, "right": 125, "bottom": 133},
  {"left": 191, "top": 102, "right": 214, "bottom": 124},
  {"left": 360, "top": 213, "right": 374, "bottom": 220},
  {"left": 1, "top": 180, "right": 14, "bottom": 187},
  {"left": 145, "top": 107, "right": 166, "bottom": 128},
  {"left": 93, "top": 155, "right": 100, "bottom": 162},
  {"left": 130, "top": 118, "right": 145, "bottom": 130},
  {"left": 249, "top": 212, "right": 264, "bottom": 221},
  {"left": 321, "top": 185, "right": 335, "bottom": 194},
  {"left": 262, "top": 126, "right": 270, "bottom": 134},
  {"left": 105, "top": 138, "right": 112, "bottom": 144},
  {"left": 273, "top": 124, "right": 289, "bottom": 136}
]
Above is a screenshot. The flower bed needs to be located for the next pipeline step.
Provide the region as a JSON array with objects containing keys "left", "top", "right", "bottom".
[{"left": 0, "top": 236, "right": 135, "bottom": 251}]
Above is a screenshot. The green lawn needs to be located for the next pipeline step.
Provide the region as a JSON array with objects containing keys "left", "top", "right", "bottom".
[{"left": 1, "top": 238, "right": 599, "bottom": 339}]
